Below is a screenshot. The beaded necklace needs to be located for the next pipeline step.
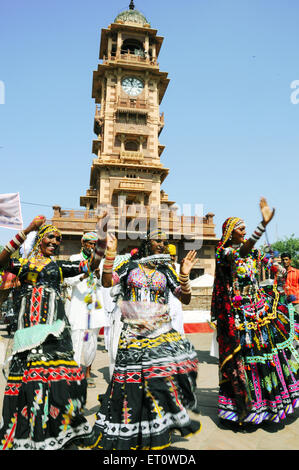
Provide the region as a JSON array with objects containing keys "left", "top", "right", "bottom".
[
  {"left": 138, "top": 263, "right": 156, "bottom": 289},
  {"left": 16, "top": 251, "right": 52, "bottom": 285},
  {"left": 28, "top": 253, "right": 52, "bottom": 271}
]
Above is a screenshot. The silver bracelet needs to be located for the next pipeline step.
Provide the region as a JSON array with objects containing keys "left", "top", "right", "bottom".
[{"left": 249, "top": 222, "right": 265, "bottom": 242}]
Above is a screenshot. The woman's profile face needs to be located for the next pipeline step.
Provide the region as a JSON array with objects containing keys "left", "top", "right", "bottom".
[
  {"left": 231, "top": 225, "right": 246, "bottom": 245},
  {"left": 40, "top": 232, "right": 61, "bottom": 257},
  {"left": 150, "top": 239, "right": 168, "bottom": 255}
]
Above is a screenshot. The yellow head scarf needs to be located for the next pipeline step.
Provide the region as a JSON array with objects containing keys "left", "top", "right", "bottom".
[
  {"left": 168, "top": 244, "right": 177, "bottom": 256},
  {"left": 29, "top": 224, "right": 62, "bottom": 258}
]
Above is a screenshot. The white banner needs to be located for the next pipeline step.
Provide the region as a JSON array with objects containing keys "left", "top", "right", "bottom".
[{"left": 0, "top": 193, "right": 23, "bottom": 229}]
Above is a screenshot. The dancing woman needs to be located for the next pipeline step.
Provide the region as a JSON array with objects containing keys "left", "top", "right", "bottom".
[
  {"left": 211, "top": 198, "right": 299, "bottom": 426},
  {"left": 87, "top": 229, "right": 201, "bottom": 450},
  {"left": 0, "top": 215, "right": 107, "bottom": 450}
]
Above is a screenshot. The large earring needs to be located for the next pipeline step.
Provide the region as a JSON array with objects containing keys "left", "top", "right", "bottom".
[{"left": 36, "top": 243, "right": 43, "bottom": 256}]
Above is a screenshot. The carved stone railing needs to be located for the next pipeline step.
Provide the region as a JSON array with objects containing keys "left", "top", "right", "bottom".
[
  {"left": 120, "top": 150, "right": 144, "bottom": 163},
  {"left": 117, "top": 97, "right": 148, "bottom": 110},
  {"left": 103, "top": 52, "right": 158, "bottom": 67},
  {"left": 51, "top": 205, "right": 216, "bottom": 239},
  {"left": 118, "top": 181, "right": 145, "bottom": 190}
]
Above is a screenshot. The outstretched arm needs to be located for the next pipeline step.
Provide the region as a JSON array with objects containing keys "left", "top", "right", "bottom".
[
  {"left": 0, "top": 215, "right": 45, "bottom": 267},
  {"left": 239, "top": 197, "right": 275, "bottom": 257}
]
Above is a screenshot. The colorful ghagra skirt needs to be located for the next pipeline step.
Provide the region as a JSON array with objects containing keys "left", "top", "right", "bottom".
[
  {"left": 87, "top": 328, "right": 201, "bottom": 450},
  {"left": 0, "top": 350, "right": 91, "bottom": 450},
  {"left": 218, "top": 302, "right": 299, "bottom": 424}
]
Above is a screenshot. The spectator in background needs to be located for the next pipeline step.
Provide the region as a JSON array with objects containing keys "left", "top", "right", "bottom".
[
  {"left": 65, "top": 232, "right": 110, "bottom": 388},
  {"left": 281, "top": 252, "right": 299, "bottom": 322},
  {"left": 0, "top": 271, "right": 19, "bottom": 308}
]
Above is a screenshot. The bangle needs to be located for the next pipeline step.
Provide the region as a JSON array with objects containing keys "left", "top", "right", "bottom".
[
  {"left": 179, "top": 273, "right": 191, "bottom": 294},
  {"left": 103, "top": 250, "right": 116, "bottom": 274},
  {"left": 4, "top": 231, "right": 27, "bottom": 254},
  {"left": 181, "top": 284, "right": 191, "bottom": 294},
  {"left": 94, "top": 239, "right": 107, "bottom": 261},
  {"left": 249, "top": 222, "right": 265, "bottom": 243}
]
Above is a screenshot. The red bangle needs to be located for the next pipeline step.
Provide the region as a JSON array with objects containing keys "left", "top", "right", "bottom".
[{"left": 4, "top": 231, "right": 27, "bottom": 254}]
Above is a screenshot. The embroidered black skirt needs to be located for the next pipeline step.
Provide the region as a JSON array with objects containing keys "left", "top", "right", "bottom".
[
  {"left": 86, "top": 328, "right": 201, "bottom": 450},
  {"left": 0, "top": 340, "right": 91, "bottom": 450}
]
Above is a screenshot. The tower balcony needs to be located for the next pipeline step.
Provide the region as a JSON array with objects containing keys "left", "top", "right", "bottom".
[
  {"left": 51, "top": 206, "right": 98, "bottom": 235},
  {"left": 118, "top": 180, "right": 145, "bottom": 191},
  {"left": 92, "top": 137, "right": 102, "bottom": 156},
  {"left": 103, "top": 51, "right": 158, "bottom": 68},
  {"left": 94, "top": 107, "right": 103, "bottom": 135},
  {"left": 119, "top": 150, "right": 144, "bottom": 163},
  {"left": 115, "top": 123, "right": 149, "bottom": 137},
  {"left": 116, "top": 97, "right": 148, "bottom": 110},
  {"left": 158, "top": 112, "right": 164, "bottom": 135}
]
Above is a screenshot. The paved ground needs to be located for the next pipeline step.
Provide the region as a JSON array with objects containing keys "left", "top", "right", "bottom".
[{"left": 1, "top": 327, "right": 299, "bottom": 451}]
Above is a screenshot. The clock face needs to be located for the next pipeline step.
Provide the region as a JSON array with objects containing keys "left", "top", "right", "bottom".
[{"left": 122, "top": 77, "right": 144, "bottom": 97}]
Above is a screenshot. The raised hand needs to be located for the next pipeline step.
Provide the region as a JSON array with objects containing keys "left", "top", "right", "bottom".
[
  {"left": 101, "top": 230, "right": 118, "bottom": 288},
  {"left": 107, "top": 232, "right": 117, "bottom": 252},
  {"left": 180, "top": 250, "right": 197, "bottom": 276},
  {"left": 24, "top": 215, "right": 46, "bottom": 234},
  {"left": 260, "top": 197, "right": 275, "bottom": 227},
  {"left": 96, "top": 210, "right": 109, "bottom": 240}
]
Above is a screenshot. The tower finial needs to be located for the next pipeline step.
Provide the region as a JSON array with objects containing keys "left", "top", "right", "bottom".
[{"left": 129, "top": 1, "right": 135, "bottom": 10}]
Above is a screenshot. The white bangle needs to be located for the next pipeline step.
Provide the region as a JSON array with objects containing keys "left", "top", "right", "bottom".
[{"left": 249, "top": 223, "right": 265, "bottom": 242}]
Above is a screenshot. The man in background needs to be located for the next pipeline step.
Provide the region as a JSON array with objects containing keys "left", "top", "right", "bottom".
[
  {"left": 65, "top": 232, "right": 110, "bottom": 388},
  {"left": 281, "top": 252, "right": 299, "bottom": 322}
]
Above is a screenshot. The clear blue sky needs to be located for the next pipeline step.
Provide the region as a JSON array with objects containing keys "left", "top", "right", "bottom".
[{"left": 0, "top": 0, "right": 298, "bottom": 247}]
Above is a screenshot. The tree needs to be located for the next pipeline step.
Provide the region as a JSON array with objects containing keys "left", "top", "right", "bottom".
[{"left": 270, "top": 235, "right": 299, "bottom": 269}]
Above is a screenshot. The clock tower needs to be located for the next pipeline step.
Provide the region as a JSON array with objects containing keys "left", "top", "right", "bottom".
[
  {"left": 51, "top": 2, "right": 217, "bottom": 278},
  {"left": 79, "top": 1, "right": 173, "bottom": 252}
]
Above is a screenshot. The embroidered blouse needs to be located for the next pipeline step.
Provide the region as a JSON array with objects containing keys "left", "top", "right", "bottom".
[
  {"left": 111, "top": 258, "right": 182, "bottom": 337},
  {"left": 6, "top": 257, "right": 87, "bottom": 355}
]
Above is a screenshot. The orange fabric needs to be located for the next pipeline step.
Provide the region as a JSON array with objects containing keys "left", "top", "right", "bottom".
[
  {"left": 0, "top": 271, "right": 19, "bottom": 290},
  {"left": 284, "top": 267, "right": 299, "bottom": 303},
  {"left": 183, "top": 323, "right": 214, "bottom": 333}
]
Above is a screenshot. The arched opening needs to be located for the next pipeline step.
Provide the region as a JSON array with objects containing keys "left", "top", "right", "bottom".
[
  {"left": 122, "top": 38, "right": 144, "bottom": 57},
  {"left": 125, "top": 140, "right": 139, "bottom": 151}
]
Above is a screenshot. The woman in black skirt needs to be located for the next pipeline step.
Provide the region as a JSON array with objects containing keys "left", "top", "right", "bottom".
[
  {"left": 0, "top": 214, "right": 106, "bottom": 450},
  {"left": 86, "top": 229, "right": 201, "bottom": 450}
]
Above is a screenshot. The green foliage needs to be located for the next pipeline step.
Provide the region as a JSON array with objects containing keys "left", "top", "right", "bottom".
[{"left": 271, "top": 234, "right": 299, "bottom": 269}]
